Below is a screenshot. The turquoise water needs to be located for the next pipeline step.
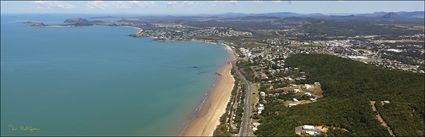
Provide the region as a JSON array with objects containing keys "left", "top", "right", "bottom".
[{"left": 0, "top": 14, "right": 228, "bottom": 136}]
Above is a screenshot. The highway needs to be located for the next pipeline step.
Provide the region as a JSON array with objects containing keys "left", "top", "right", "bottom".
[
  {"left": 233, "top": 61, "right": 252, "bottom": 137},
  {"left": 227, "top": 45, "right": 252, "bottom": 137}
]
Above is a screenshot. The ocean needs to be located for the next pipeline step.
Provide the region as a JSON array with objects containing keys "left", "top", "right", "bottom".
[{"left": 0, "top": 14, "right": 228, "bottom": 136}]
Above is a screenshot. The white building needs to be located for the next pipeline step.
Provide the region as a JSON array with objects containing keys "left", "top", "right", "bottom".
[
  {"left": 303, "top": 125, "right": 315, "bottom": 130},
  {"left": 302, "top": 125, "right": 319, "bottom": 136},
  {"left": 306, "top": 130, "right": 318, "bottom": 135},
  {"left": 258, "top": 104, "right": 265, "bottom": 114},
  {"left": 305, "top": 84, "right": 313, "bottom": 90},
  {"left": 305, "top": 92, "right": 312, "bottom": 97},
  {"left": 253, "top": 127, "right": 258, "bottom": 132},
  {"left": 260, "top": 92, "right": 266, "bottom": 97},
  {"left": 252, "top": 122, "right": 261, "bottom": 132},
  {"left": 288, "top": 103, "right": 297, "bottom": 107}
]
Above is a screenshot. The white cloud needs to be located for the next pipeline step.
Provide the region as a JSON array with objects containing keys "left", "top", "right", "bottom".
[
  {"left": 33, "top": 1, "right": 75, "bottom": 9},
  {"left": 166, "top": 1, "right": 178, "bottom": 6},
  {"left": 129, "top": 1, "right": 156, "bottom": 8},
  {"left": 165, "top": 1, "right": 208, "bottom": 7},
  {"left": 86, "top": 1, "right": 155, "bottom": 9},
  {"left": 86, "top": 1, "right": 107, "bottom": 9},
  {"left": 209, "top": 1, "right": 239, "bottom": 7}
]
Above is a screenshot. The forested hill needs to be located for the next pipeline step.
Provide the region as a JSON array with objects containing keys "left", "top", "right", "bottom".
[{"left": 257, "top": 54, "right": 424, "bottom": 136}]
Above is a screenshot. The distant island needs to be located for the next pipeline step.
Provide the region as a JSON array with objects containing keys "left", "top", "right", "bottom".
[{"left": 24, "top": 18, "right": 143, "bottom": 28}]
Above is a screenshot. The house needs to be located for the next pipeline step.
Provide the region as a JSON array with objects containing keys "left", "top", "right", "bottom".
[
  {"left": 302, "top": 125, "right": 319, "bottom": 136},
  {"left": 258, "top": 104, "right": 265, "bottom": 114},
  {"left": 253, "top": 127, "right": 258, "bottom": 132},
  {"left": 288, "top": 103, "right": 297, "bottom": 107},
  {"left": 294, "top": 89, "right": 301, "bottom": 93},
  {"left": 253, "top": 122, "right": 261, "bottom": 127},
  {"left": 303, "top": 125, "right": 315, "bottom": 130},
  {"left": 305, "top": 84, "right": 313, "bottom": 90},
  {"left": 310, "top": 98, "right": 317, "bottom": 102},
  {"left": 253, "top": 122, "right": 261, "bottom": 132},
  {"left": 288, "top": 77, "right": 294, "bottom": 81},
  {"left": 306, "top": 130, "right": 318, "bottom": 135},
  {"left": 314, "top": 82, "right": 321, "bottom": 86},
  {"left": 296, "top": 77, "right": 306, "bottom": 81},
  {"left": 305, "top": 92, "right": 312, "bottom": 97},
  {"left": 260, "top": 92, "right": 266, "bottom": 97},
  {"left": 293, "top": 98, "right": 299, "bottom": 102},
  {"left": 296, "top": 125, "right": 323, "bottom": 136}
]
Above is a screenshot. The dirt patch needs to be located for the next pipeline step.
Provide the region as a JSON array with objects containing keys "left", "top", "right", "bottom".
[{"left": 369, "top": 101, "right": 395, "bottom": 137}]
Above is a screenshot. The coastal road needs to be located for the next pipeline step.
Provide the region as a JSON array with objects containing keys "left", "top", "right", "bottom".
[
  {"left": 226, "top": 45, "right": 252, "bottom": 137},
  {"left": 232, "top": 61, "right": 252, "bottom": 137}
]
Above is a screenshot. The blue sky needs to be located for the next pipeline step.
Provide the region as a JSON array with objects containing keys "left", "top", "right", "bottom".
[{"left": 1, "top": 1, "right": 424, "bottom": 15}]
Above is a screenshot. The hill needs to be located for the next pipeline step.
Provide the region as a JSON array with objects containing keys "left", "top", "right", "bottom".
[{"left": 256, "top": 54, "right": 424, "bottom": 136}]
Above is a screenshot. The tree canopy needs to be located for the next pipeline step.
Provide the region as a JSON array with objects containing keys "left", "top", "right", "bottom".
[{"left": 257, "top": 54, "right": 424, "bottom": 136}]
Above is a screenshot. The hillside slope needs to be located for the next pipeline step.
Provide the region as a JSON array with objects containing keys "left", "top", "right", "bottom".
[{"left": 257, "top": 54, "right": 424, "bottom": 136}]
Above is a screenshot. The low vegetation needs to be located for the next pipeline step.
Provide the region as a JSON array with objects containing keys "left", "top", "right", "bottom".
[{"left": 213, "top": 69, "right": 243, "bottom": 136}]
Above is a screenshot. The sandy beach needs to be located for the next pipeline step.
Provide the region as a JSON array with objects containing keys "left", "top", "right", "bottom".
[{"left": 180, "top": 44, "right": 236, "bottom": 136}]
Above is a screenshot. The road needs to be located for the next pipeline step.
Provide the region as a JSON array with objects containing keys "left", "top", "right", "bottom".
[
  {"left": 226, "top": 45, "right": 252, "bottom": 137},
  {"left": 232, "top": 60, "right": 252, "bottom": 137},
  {"left": 370, "top": 101, "right": 395, "bottom": 137}
]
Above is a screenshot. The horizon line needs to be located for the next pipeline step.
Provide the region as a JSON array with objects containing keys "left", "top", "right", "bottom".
[{"left": 1, "top": 10, "right": 424, "bottom": 16}]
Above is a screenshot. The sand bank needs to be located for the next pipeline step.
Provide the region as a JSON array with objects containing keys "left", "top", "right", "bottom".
[{"left": 180, "top": 44, "right": 236, "bottom": 136}]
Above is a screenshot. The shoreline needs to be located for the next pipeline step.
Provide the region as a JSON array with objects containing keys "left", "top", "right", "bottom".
[
  {"left": 180, "top": 44, "right": 236, "bottom": 136},
  {"left": 24, "top": 23, "right": 236, "bottom": 135}
]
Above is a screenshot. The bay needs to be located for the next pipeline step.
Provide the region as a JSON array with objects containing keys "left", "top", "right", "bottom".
[{"left": 0, "top": 14, "right": 228, "bottom": 136}]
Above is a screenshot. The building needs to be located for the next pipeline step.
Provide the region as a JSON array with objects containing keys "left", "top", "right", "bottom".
[
  {"left": 288, "top": 104, "right": 297, "bottom": 107},
  {"left": 302, "top": 125, "right": 320, "bottom": 136},
  {"left": 305, "top": 84, "right": 313, "bottom": 90},
  {"left": 252, "top": 122, "right": 261, "bottom": 132},
  {"left": 258, "top": 104, "right": 265, "bottom": 114},
  {"left": 305, "top": 92, "right": 312, "bottom": 97},
  {"left": 306, "top": 130, "right": 318, "bottom": 135},
  {"left": 253, "top": 127, "right": 258, "bottom": 132},
  {"left": 303, "top": 125, "right": 315, "bottom": 130},
  {"left": 260, "top": 92, "right": 266, "bottom": 97}
]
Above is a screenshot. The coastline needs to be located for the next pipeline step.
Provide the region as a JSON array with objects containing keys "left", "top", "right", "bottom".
[
  {"left": 20, "top": 23, "right": 237, "bottom": 135},
  {"left": 180, "top": 44, "right": 236, "bottom": 136}
]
